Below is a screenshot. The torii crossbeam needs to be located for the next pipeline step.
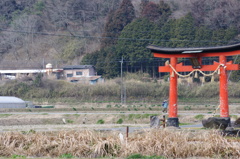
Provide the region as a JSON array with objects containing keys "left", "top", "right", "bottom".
[{"left": 147, "top": 43, "right": 240, "bottom": 127}]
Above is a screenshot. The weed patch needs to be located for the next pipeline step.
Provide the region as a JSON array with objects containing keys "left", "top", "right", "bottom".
[
  {"left": 59, "top": 153, "right": 75, "bottom": 158},
  {"left": 127, "top": 154, "right": 165, "bottom": 159},
  {"left": 97, "top": 119, "right": 104, "bottom": 124},
  {"left": 0, "top": 114, "right": 12, "bottom": 118},
  {"left": 11, "top": 155, "right": 26, "bottom": 158},
  {"left": 116, "top": 118, "right": 123, "bottom": 124},
  {"left": 194, "top": 114, "right": 204, "bottom": 120},
  {"left": 66, "top": 119, "right": 74, "bottom": 123}
]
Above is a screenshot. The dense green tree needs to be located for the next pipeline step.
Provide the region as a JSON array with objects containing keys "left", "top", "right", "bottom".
[
  {"left": 116, "top": 18, "right": 156, "bottom": 73},
  {"left": 82, "top": 46, "right": 119, "bottom": 78},
  {"left": 151, "top": 19, "right": 175, "bottom": 47},
  {"left": 211, "top": 29, "right": 227, "bottom": 46},
  {"left": 158, "top": 0, "right": 171, "bottom": 14},
  {"left": 100, "top": 0, "right": 135, "bottom": 48},
  {"left": 100, "top": 10, "right": 116, "bottom": 48},
  {"left": 84, "top": 7, "right": 239, "bottom": 79},
  {"left": 82, "top": 48, "right": 106, "bottom": 76},
  {"left": 194, "top": 26, "right": 213, "bottom": 47},
  {"left": 224, "top": 27, "right": 238, "bottom": 44},
  {"left": 102, "top": 46, "right": 120, "bottom": 78},
  {"left": 170, "top": 13, "right": 196, "bottom": 47}
]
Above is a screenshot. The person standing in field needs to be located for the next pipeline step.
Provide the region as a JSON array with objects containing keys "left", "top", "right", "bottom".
[{"left": 162, "top": 100, "right": 168, "bottom": 113}]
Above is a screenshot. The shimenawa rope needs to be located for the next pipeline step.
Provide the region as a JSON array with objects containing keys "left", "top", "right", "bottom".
[{"left": 165, "top": 60, "right": 225, "bottom": 78}]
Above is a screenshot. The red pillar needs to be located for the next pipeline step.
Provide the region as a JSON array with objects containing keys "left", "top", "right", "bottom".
[
  {"left": 219, "top": 55, "right": 229, "bottom": 118},
  {"left": 169, "top": 57, "right": 178, "bottom": 118}
]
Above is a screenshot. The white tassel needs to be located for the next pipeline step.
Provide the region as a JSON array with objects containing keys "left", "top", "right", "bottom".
[
  {"left": 202, "top": 76, "right": 205, "bottom": 83},
  {"left": 194, "top": 72, "right": 198, "bottom": 78},
  {"left": 165, "top": 60, "right": 169, "bottom": 66},
  {"left": 211, "top": 75, "right": 214, "bottom": 82}
]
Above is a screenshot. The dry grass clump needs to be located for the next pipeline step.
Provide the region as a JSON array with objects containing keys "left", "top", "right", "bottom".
[{"left": 0, "top": 129, "right": 239, "bottom": 158}]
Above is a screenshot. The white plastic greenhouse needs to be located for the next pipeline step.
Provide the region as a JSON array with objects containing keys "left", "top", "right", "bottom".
[{"left": 0, "top": 96, "right": 26, "bottom": 108}]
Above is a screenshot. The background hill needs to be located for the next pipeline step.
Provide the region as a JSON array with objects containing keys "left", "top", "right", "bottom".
[{"left": 0, "top": 0, "right": 240, "bottom": 79}]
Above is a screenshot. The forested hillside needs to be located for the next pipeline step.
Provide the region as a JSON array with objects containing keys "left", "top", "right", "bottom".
[
  {"left": 1, "top": 0, "right": 240, "bottom": 80},
  {"left": 0, "top": 0, "right": 121, "bottom": 69}
]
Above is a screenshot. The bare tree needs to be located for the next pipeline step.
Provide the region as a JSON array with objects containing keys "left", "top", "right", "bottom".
[{"left": 191, "top": 0, "right": 240, "bottom": 30}]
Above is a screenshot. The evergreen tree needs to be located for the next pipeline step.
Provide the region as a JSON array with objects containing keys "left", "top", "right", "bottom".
[
  {"left": 116, "top": 18, "right": 156, "bottom": 73},
  {"left": 139, "top": 0, "right": 149, "bottom": 13},
  {"left": 194, "top": 26, "right": 213, "bottom": 47},
  {"left": 224, "top": 27, "right": 238, "bottom": 44},
  {"left": 100, "top": 0, "right": 135, "bottom": 48},
  {"left": 140, "top": 0, "right": 171, "bottom": 23},
  {"left": 152, "top": 19, "right": 175, "bottom": 47},
  {"left": 169, "top": 13, "right": 196, "bottom": 47},
  {"left": 158, "top": 0, "right": 171, "bottom": 14},
  {"left": 102, "top": 46, "right": 120, "bottom": 78},
  {"left": 141, "top": 2, "right": 161, "bottom": 21},
  {"left": 211, "top": 29, "right": 226, "bottom": 46},
  {"left": 82, "top": 47, "right": 119, "bottom": 78},
  {"left": 100, "top": 10, "right": 116, "bottom": 48}
]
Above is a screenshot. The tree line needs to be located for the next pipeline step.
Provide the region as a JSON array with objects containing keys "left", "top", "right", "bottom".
[{"left": 82, "top": 0, "right": 240, "bottom": 80}]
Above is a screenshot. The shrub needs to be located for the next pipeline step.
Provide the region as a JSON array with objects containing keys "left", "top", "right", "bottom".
[
  {"left": 184, "top": 106, "right": 191, "bottom": 110},
  {"left": 1, "top": 76, "right": 240, "bottom": 102},
  {"left": 127, "top": 154, "right": 165, "bottom": 159},
  {"left": 195, "top": 83, "right": 219, "bottom": 97},
  {"left": 59, "top": 153, "right": 74, "bottom": 158},
  {"left": 11, "top": 155, "right": 26, "bottom": 158},
  {"left": 194, "top": 114, "right": 204, "bottom": 120},
  {"left": 66, "top": 119, "right": 74, "bottom": 123},
  {"left": 116, "top": 118, "right": 123, "bottom": 124},
  {"left": 97, "top": 119, "right": 104, "bottom": 124},
  {"left": 163, "top": 74, "right": 169, "bottom": 82}
]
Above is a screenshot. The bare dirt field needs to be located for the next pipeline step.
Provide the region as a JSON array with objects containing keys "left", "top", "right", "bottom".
[{"left": 0, "top": 103, "right": 239, "bottom": 132}]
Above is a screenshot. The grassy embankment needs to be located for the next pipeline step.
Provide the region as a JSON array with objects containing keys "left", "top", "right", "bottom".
[{"left": 0, "top": 73, "right": 240, "bottom": 106}]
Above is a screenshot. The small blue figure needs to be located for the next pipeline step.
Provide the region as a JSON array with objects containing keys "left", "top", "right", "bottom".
[{"left": 162, "top": 100, "right": 168, "bottom": 113}]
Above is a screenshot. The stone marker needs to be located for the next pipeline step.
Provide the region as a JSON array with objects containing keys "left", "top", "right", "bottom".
[
  {"left": 150, "top": 116, "right": 160, "bottom": 128},
  {"left": 232, "top": 117, "right": 240, "bottom": 128},
  {"left": 202, "top": 117, "right": 229, "bottom": 130}
]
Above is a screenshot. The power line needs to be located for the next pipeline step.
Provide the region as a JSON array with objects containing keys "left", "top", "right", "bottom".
[{"left": 1, "top": 28, "right": 239, "bottom": 44}]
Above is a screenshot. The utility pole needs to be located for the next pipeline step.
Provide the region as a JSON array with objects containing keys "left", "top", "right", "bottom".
[{"left": 120, "top": 56, "right": 123, "bottom": 105}]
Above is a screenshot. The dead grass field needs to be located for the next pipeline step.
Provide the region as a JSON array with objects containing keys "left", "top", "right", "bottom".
[{"left": 0, "top": 129, "right": 240, "bottom": 158}]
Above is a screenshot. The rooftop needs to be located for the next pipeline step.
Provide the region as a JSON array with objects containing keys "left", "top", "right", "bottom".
[
  {"left": 147, "top": 43, "right": 240, "bottom": 54},
  {"left": 63, "top": 65, "right": 94, "bottom": 70},
  {"left": 0, "top": 96, "right": 25, "bottom": 103}
]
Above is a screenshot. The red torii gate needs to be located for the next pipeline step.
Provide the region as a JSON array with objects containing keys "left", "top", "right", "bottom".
[{"left": 147, "top": 43, "right": 240, "bottom": 127}]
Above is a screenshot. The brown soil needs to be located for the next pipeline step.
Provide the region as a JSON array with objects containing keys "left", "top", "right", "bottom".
[{"left": 0, "top": 103, "right": 239, "bottom": 132}]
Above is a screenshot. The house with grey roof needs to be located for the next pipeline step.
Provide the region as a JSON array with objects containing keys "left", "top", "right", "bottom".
[
  {"left": 63, "top": 65, "right": 104, "bottom": 84},
  {"left": 0, "top": 64, "right": 104, "bottom": 84}
]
